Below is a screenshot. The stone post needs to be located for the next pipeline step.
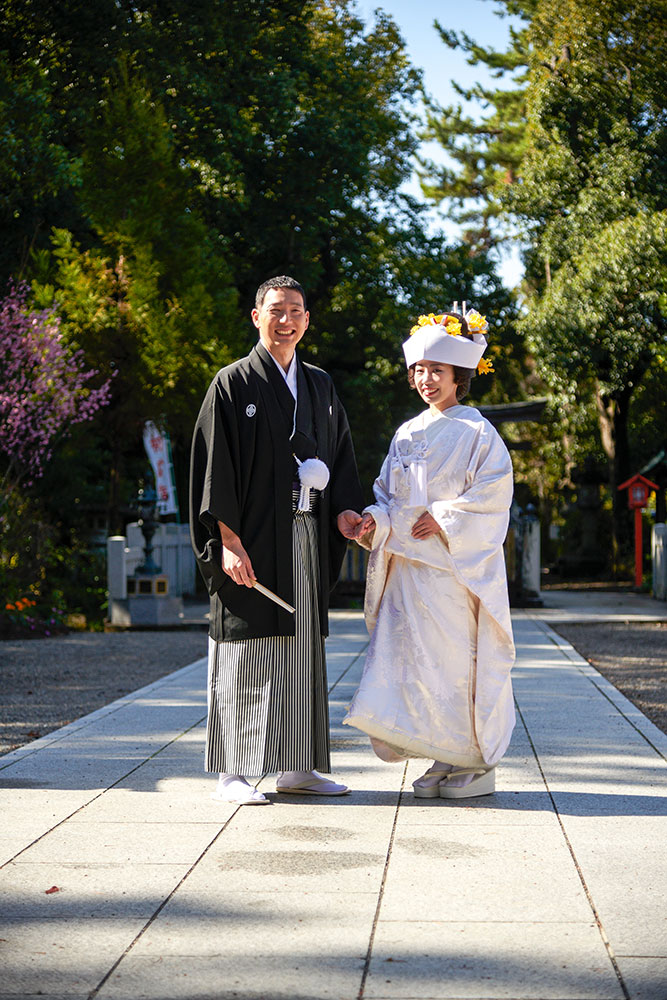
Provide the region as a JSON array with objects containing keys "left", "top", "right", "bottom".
[
  {"left": 521, "top": 504, "right": 542, "bottom": 605},
  {"left": 107, "top": 535, "right": 131, "bottom": 626},
  {"left": 107, "top": 536, "right": 127, "bottom": 601},
  {"left": 652, "top": 523, "right": 667, "bottom": 600}
]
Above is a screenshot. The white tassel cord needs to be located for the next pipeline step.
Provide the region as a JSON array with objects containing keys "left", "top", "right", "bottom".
[{"left": 294, "top": 456, "right": 330, "bottom": 512}]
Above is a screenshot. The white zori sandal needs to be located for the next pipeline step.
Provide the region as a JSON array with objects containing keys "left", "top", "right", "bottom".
[
  {"left": 276, "top": 770, "right": 349, "bottom": 796},
  {"left": 439, "top": 767, "right": 496, "bottom": 799},
  {"left": 412, "top": 764, "right": 454, "bottom": 799}
]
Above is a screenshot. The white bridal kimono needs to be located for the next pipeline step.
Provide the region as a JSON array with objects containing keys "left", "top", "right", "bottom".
[{"left": 343, "top": 404, "right": 516, "bottom": 768}]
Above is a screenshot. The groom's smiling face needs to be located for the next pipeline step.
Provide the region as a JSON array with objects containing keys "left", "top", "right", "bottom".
[{"left": 252, "top": 288, "right": 309, "bottom": 359}]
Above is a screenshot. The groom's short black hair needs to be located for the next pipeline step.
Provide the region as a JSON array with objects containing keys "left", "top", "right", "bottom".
[{"left": 255, "top": 275, "right": 307, "bottom": 310}]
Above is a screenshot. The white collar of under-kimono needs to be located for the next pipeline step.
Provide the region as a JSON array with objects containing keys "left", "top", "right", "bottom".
[
  {"left": 389, "top": 438, "right": 428, "bottom": 506},
  {"left": 268, "top": 349, "right": 299, "bottom": 441},
  {"left": 267, "top": 351, "right": 332, "bottom": 510},
  {"left": 268, "top": 351, "right": 298, "bottom": 401}
]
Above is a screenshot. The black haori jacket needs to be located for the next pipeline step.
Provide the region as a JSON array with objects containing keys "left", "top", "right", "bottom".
[{"left": 189, "top": 342, "right": 363, "bottom": 641}]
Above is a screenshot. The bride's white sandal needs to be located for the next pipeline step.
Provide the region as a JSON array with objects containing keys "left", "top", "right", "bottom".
[
  {"left": 412, "top": 764, "right": 453, "bottom": 799},
  {"left": 439, "top": 767, "right": 495, "bottom": 799}
]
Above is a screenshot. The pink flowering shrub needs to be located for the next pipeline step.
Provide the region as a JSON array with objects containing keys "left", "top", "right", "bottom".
[
  {"left": 0, "top": 285, "right": 113, "bottom": 637},
  {"left": 0, "top": 284, "right": 112, "bottom": 486}
]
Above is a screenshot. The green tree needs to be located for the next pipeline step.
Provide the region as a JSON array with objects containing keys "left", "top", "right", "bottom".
[
  {"left": 1, "top": 2, "right": 421, "bottom": 501},
  {"left": 511, "top": 0, "right": 667, "bottom": 564},
  {"left": 424, "top": 0, "right": 667, "bottom": 571},
  {"left": 420, "top": 1, "right": 534, "bottom": 250},
  {"left": 3, "top": 0, "right": 518, "bottom": 529},
  {"left": 31, "top": 224, "right": 240, "bottom": 531}
]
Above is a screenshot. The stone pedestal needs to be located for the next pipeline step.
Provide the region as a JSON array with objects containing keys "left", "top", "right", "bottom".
[
  {"left": 127, "top": 575, "right": 169, "bottom": 597},
  {"left": 107, "top": 532, "right": 194, "bottom": 627},
  {"left": 110, "top": 594, "right": 184, "bottom": 627},
  {"left": 128, "top": 594, "right": 184, "bottom": 625}
]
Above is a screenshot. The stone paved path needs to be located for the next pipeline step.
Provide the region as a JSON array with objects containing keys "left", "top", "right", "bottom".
[{"left": 1, "top": 608, "right": 666, "bottom": 1000}]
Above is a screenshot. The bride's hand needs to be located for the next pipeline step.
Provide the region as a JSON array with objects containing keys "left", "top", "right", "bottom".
[
  {"left": 357, "top": 513, "right": 376, "bottom": 538},
  {"left": 411, "top": 511, "right": 441, "bottom": 539}
]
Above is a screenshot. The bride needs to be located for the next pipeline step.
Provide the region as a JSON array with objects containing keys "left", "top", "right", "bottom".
[{"left": 344, "top": 307, "right": 516, "bottom": 799}]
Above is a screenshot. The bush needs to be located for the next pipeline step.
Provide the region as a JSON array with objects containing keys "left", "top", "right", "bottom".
[{"left": 0, "top": 488, "right": 107, "bottom": 638}]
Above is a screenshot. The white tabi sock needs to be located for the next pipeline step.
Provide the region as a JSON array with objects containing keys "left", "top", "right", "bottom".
[
  {"left": 413, "top": 760, "right": 454, "bottom": 789},
  {"left": 212, "top": 773, "right": 268, "bottom": 805}
]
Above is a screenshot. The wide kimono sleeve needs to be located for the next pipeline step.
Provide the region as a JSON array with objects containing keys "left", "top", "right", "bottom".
[
  {"left": 356, "top": 436, "right": 396, "bottom": 556},
  {"left": 355, "top": 435, "right": 398, "bottom": 631},
  {"left": 428, "top": 420, "right": 514, "bottom": 637},
  {"left": 351, "top": 411, "right": 515, "bottom": 766},
  {"left": 189, "top": 373, "right": 242, "bottom": 598}
]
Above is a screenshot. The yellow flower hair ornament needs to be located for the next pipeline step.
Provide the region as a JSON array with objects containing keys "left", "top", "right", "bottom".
[
  {"left": 464, "top": 308, "right": 493, "bottom": 375},
  {"left": 404, "top": 304, "right": 494, "bottom": 375},
  {"left": 409, "top": 313, "right": 462, "bottom": 337},
  {"left": 464, "top": 309, "right": 489, "bottom": 335}
]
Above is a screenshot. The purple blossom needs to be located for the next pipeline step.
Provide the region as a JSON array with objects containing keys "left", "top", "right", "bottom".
[{"left": 0, "top": 284, "right": 112, "bottom": 484}]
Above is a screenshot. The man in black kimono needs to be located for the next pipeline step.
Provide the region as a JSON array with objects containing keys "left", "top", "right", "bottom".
[{"left": 190, "top": 275, "right": 364, "bottom": 804}]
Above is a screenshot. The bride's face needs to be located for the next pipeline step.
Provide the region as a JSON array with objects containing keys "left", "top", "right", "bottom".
[{"left": 413, "top": 360, "right": 458, "bottom": 411}]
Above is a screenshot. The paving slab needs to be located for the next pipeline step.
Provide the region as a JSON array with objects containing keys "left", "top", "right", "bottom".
[
  {"left": 97, "top": 954, "right": 366, "bottom": 1000},
  {"left": 365, "top": 921, "right": 624, "bottom": 999},
  {"left": 0, "top": 605, "right": 666, "bottom": 999},
  {"left": 18, "top": 819, "right": 222, "bottom": 867},
  {"left": 0, "top": 919, "right": 148, "bottom": 997},
  {"left": 0, "top": 860, "right": 192, "bottom": 920},
  {"left": 619, "top": 959, "right": 667, "bottom": 1000},
  {"left": 130, "top": 889, "right": 379, "bottom": 957},
  {"left": 519, "top": 589, "right": 667, "bottom": 623},
  {"left": 380, "top": 822, "right": 592, "bottom": 923}
]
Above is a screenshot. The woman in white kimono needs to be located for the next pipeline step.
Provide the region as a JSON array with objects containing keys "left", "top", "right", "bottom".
[{"left": 344, "top": 309, "right": 515, "bottom": 798}]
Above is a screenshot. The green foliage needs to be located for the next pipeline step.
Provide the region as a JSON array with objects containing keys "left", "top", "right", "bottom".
[
  {"left": 424, "top": 0, "right": 667, "bottom": 571},
  {"left": 3, "top": 1, "right": 515, "bottom": 503},
  {"left": 420, "top": 2, "right": 534, "bottom": 247},
  {"left": 0, "top": 488, "right": 66, "bottom": 637},
  {"left": 0, "top": 465, "right": 111, "bottom": 636},
  {"left": 298, "top": 209, "right": 520, "bottom": 497},
  {"left": 523, "top": 213, "right": 666, "bottom": 399},
  {"left": 629, "top": 354, "right": 667, "bottom": 464},
  {"left": 0, "top": 49, "right": 79, "bottom": 278},
  {"left": 513, "top": 0, "right": 667, "bottom": 561},
  {"left": 0, "top": 0, "right": 524, "bottom": 618}
]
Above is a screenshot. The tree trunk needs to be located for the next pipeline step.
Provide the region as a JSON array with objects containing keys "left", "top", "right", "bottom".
[{"left": 595, "top": 383, "right": 633, "bottom": 575}]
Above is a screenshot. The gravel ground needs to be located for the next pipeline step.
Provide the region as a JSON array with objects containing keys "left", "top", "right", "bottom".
[
  {"left": 552, "top": 621, "right": 667, "bottom": 735},
  {"left": 1, "top": 619, "right": 665, "bottom": 758},
  {"left": 0, "top": 629, "right": 208, "bottom": 756}
]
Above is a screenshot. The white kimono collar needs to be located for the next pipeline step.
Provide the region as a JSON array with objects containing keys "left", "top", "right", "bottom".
[{"left": 267, "top": 350, "right": 298, "bottom": 401}]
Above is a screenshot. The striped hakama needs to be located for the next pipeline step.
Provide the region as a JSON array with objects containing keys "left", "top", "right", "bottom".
[{"left": 205, "top": 510, "right": 330, "bottom": 776}]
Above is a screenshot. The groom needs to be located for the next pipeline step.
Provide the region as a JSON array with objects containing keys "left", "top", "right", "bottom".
[{"left": 190, "top": 275, "right": 364, "bottom": 804}]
